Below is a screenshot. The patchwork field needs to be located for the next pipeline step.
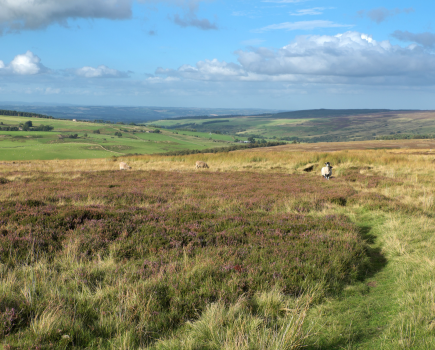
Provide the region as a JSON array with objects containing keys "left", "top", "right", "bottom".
[
  {"left": 1, "top": 145, "right": 435, "bottom": 349},
  {"left": 0, "top": 115, "right": 249, "bottom": 161}
]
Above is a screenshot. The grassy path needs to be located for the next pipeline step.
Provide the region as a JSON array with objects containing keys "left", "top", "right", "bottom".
[{"left": 307, "top": 209, "right": 435, "bottom": 349}]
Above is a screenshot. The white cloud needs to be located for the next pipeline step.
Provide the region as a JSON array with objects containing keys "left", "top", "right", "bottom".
[
  {"left": 156, "top": 59, "right": 246, "bottom": 80},
  {"left": 0, "top": 51, "right": 47, "bottom": 75},
  {"left": 290, "top": 7, "right": 331, "bottom": 16},
  {"left": 253, "top": 20, "right": 351, "bottom": 33},
  {"left": 156, "top": 32, "right": 435, "bottom": 86},
  {"left": 0, "top": 0, "right": 132, "bottom": 32},
  {"left": 75, "top": 65, "right": 128, "bottom": 78}
]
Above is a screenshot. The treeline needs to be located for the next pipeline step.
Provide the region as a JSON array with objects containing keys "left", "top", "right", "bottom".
[
  {"left": 0, "top": 109, "right": 53, "bottom": 119},
  {"left": 158, "top": 142, "right": 286, "bottom": 156},
  {"left": 0, "top": 123, "right": 53, "bottom": 132},
  {"left": 202, "top": 119, "right": 230, "bottom": 125},
  {"left": 376, "top": 134, "right": 434, "bottom": 140}
]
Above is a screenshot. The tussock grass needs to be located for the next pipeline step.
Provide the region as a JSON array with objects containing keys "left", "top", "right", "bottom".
[{"left": 2, "top": 146, "right": 435, "bottom": 348}]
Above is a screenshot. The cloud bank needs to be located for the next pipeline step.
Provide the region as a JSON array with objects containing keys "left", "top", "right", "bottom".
[
  {"left": 0, "top": 0, "right": 132, "bottom": 32},
  {"left": 156, "top": 31, "right": 435, "bottom": 85}
]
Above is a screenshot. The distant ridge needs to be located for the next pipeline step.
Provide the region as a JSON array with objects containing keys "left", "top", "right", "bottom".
[{"left": 272, "top": 109, "right": 394, "bottom": 119}]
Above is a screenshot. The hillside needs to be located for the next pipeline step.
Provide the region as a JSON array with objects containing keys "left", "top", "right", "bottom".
[
  {"left": 1, "top": 146, "right": 435, "bottom": 349},
  {"left": 0, "top": 104, "right": 283, "bottom": 123},
  {"left": 0, "top": 114, "right": 261, "bottom": 161},
  {"left": 150, "top": 109, "right": 435, "bottom": 143}
]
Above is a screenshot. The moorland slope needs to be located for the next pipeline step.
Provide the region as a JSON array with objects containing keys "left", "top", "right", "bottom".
[
  {"left": 150, "top": 110, "right": 435, "bottom": 143},
  {"left": 1, "top": 145, "right": 435, "bottom": 349}
]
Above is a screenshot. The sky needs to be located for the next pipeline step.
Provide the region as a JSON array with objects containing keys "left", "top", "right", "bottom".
[{"left": 1, "top": 0, "right": 435, "bottom": 110}]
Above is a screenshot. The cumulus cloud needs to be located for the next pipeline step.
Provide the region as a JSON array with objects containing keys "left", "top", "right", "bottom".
[
  {"left": 253, "top": 20, "right": 351, "bottom": 33},
  {"left": 75, "top": 65, "right": 128, "bottom": 78},
  {"left": 0, "top": 0, "right": 132, "bottom": 32},
  {"left": 0, "top": 51, "right": 47, "bottom": 75},
  {"left": 358, "top": 7, "right": 414, "bottom": 24},
  {"left": 156, "top": 31, "right": 435, "bottom": 86},
  {"left": 392, "top": 30, "right": 435, "bottom": 48}
]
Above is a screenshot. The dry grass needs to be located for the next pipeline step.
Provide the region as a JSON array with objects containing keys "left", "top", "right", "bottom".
[{"left": 3, "top": 144, "right": 435, "bottom": 349}]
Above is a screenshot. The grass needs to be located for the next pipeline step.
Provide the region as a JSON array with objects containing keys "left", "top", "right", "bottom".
[
  {"left": 1, "top": 147, "right": 435, "bottom": 348},
  {"left": 0, "top": 115, "right": 249, "bottom": 161}
]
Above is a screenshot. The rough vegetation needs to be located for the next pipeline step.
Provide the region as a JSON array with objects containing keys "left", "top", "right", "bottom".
[{"left": 1, "top": 148, "right": 435, "bottom": 349}]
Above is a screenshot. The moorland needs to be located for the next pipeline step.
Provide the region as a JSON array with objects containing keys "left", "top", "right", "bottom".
[
  {"left": 1, "top": 144, "right": 435, "bottom": 349},
  {"left": 150, "top": 109, "right": 435, "bottom": 143}
]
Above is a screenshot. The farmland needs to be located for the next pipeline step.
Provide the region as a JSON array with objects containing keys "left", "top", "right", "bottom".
[
  {"left": 0, "top": 115, "right": 250, "bottom": 161},
  {"left": 1, "top": 144, "right": 435, "bottom": 349}
]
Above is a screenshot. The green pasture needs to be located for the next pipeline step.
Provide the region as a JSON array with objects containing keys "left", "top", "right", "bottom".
[{"left": 0, "top": 115, "right": 242, "bottom": 160}]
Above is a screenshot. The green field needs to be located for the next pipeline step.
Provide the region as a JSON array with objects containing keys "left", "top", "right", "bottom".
[{"left": 0, "top": 115, "right": 249, "bottom": 160}]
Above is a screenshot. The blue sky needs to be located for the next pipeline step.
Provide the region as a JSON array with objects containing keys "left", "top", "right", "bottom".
[{"left": 1, "top": 0, "right": 435, "bottom": 110}]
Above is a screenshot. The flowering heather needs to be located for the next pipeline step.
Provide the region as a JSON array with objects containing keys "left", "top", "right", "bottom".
[{"left": 0, "top": 170, "right": 370, "bottom": 348}]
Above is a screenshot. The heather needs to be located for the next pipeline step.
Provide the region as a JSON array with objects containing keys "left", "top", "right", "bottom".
[
  {"left": 1, "top": 148, "right": 435, "bottom": 349},
  {"left": 0, "top": 169, "right": 368, "bottom": 348}
]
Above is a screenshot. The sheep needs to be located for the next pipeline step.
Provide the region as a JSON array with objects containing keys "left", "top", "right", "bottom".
[
  {"left": 119, "top": 162, "right": 131, "bottom": 170},
  {"left": 195, "top": 161, "right": 209, "bottom": 169},
  {"left": 321, "top": 162, "right": 333, "bottom": 180}
]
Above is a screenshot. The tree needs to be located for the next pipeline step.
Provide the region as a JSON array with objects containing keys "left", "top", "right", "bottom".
[
  {"left": 248, "top": 136, "right": 255, "bottom": 143},
  {"left": 93, "top": 129, "right": 100, "bottom": 134},
  {"left": 24, "top": 121, "right": 32, "bottom": 128}
]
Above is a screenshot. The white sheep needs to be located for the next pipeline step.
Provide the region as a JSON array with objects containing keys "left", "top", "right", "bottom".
[
  {"left": 119, "top": 162, "right": 131, "bottom": 170},
  {"left": 321, "top": 162, "right": 333, "bottom": 180},
  {"left": 195, "top": 161, "right": 209, "bottom": 169}
]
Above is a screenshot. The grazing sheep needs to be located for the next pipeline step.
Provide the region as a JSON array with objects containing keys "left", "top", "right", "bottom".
[
  {"left": 321, "top": 162, "right": 333, "bottom": 180},
  {"left": 119, "top": 162, "right": 131, "bottom": 170},
  {"left": 195, "top": 161, "right": 209, "bottom": 169}
]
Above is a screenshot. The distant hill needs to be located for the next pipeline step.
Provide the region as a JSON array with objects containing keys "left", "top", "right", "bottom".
[
  {"left": 150, "top": 109, "right": 433, "bottom": 143},
  {"left": 271, "top": 109, "right": 393, "bottom": 119},
  {"left": 0, "top": 103, "right": 284, "bottom": 123}
]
